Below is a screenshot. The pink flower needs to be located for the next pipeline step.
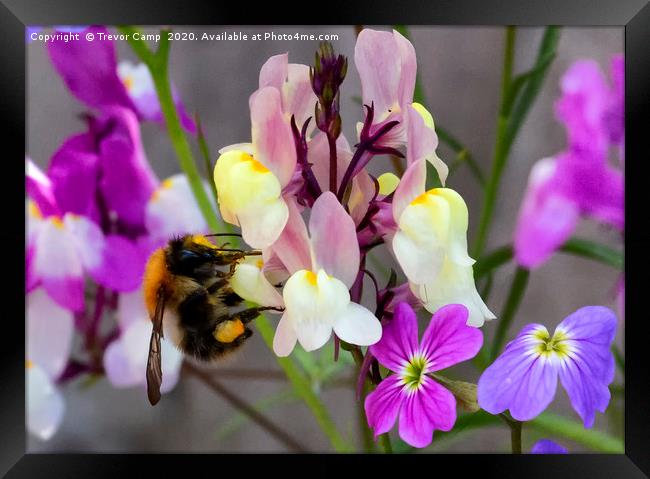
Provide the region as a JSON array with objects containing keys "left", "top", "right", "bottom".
[{"left": 365, "top": 302, "right": 482, "bottom": 448}]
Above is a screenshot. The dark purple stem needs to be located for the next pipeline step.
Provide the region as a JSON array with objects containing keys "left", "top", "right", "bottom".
[
  {"left": 356, "top": 350, "right": 375, "bottom": 400},
  {"left": 328, "top": 133, "right": 338, "bottom": 193},
  {"left": 291, "top": 115, "right": 322, "bottom": 201},
  {"left": 336, "top": 104, "right": 403, "bottom": 202}
]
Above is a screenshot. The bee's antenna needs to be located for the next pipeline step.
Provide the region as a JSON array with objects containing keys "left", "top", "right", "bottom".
[{"left": 205, "top": 233, "right": 243, "bottom": 238}]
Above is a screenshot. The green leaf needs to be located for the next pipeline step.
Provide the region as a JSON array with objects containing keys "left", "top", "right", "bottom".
[
  {"left": 560, "top": 237, "right": 623, "bottom": 270},
  {"left": 474, "top": 245, "right": 514, "bottom": 279},
  {"left": 529, "top": 412, "right": 624, "bottom": 453},
  {"left": 504, "top": 27, "right": 561, "bottom": 151}
]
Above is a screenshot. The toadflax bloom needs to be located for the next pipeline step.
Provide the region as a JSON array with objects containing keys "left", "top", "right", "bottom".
[
  {"left": 514, "top": 56, "right": 624, "bottom": 269},
  {"left": 365, "top": 302, "right": 483, "bottom": 448},
  {"left": 271, "top": 192, "right": 382, "bottom": 355},
  {"left": 355, "top": 28, "right": 448, "bottom": 184},
  {"left": 27, "top": 159, "right": 141, "bottom": 311},
  {"left": 390, "top": 159, "right": 495, "bottom": 326},
  {"left": 477, "top": 306, "right": 617, "bottom": 427}
]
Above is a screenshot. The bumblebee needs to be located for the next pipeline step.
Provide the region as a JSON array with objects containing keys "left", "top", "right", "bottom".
[{"left": 142, "top": 233, "right": 281, "bottom": 405}]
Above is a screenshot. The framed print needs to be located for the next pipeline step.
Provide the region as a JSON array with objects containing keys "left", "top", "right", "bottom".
[{"left": 3, "top": 0, "right": 649, "bottom": 476}]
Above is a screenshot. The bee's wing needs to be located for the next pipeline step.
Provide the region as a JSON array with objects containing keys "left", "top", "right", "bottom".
[{"left": 146, "top": 287, "right": 165, "bottom": 406}]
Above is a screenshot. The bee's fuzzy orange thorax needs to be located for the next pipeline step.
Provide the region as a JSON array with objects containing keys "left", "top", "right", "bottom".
[{"left": 143, "top": 248, "right": 170, "bottom": 318}]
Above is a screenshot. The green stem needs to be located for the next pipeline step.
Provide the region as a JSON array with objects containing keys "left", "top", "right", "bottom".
[
  {"left": 499, "top": 414, "right": 522, "bottom": 454},
  {"left": 254, "top": 314, "right": 351, "bottom": 452},
  {"left": 119, "top": 26, "right": 222, "bottom": 233},
  {"left": 379, "top": 432, "right": 393, "bottom": 453},
  {"left": 196, "top": 116, "right": 221, "bottom": 210},
  {"left": 472, "top": 26, "right": 516, "bottom": 258},
  {"left": 529, "top": 412, "right": 624, "bottom": 453},
  {"left": 490, "top": 267, "right": 530, "bottom": 362},
  {"left": 612, "top": 344, "right": 625, "bottom": 373},
  {"left": 357, "top": 380, "right": 374, "bottom": 452}
]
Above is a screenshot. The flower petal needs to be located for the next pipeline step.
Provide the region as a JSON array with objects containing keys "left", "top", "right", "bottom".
[
  {"left": 284, "top": 63, "right": 317, "bottom": 130},
  {"left": 26, "top": 159, "right": 60, "bottom": 218},
  {"left": 406, "top": 105, "right": 448, "bottom": 185},
  {"left": 27, "top": 364, "right": 65, "bottom": 441},
  {"left": 92, "top": 235, "right": 146, "bottom": 292},
  {"left": 556, "top": 306, "right": 617, "bottom": 428},
  {"left": 33, "top": 218, "right": 85, "bottom": 312},
  {"left": 392, "top": 158, "right": 426, "bottom": 224},
  {"left": 333, "top": 302, "right": 382, "bottom": 347},
  {"left": 514, "top": 157, "right": 579, "bottom": 269},
  {"left": 414, "top": 260, "right": 495, "bottom": 327},
  {"left": 392, "top": 190, "right": 448, "bottom": 285},
  {"left": 398, "top": 376, "right": 456, "bottom": 448},
  {"left": 231, "top": 257, "right": 284, "bottom": 308},
  {"left": 273, "top": 312, "right": 298, "bottom": 357},
  {"left": 370, "top": 302, "right": 419, "bottom": 372},
  {"left": 145, "top": 174, "right": 213, "bottom": 244},
  {"left": 364, "top": 374, "right": 405, "bottom": 438},
  {"left": 47, "top": 26, "right": 137, "bottom": 112},
  {"left": 97, "top": 106, "right": 158, "bottom": 231},
  {"left": 269, "top": 196, "right": 312, "bottom": 274},
  {"left": 309, "top": 192, "right": 360, "bottom": 288},
  {"left": 259, "top": 53, "right": 288, "bottom": 90},
  {"left": 47, "top": 133, "right": 101, "bottom": 221},
  {"left": 531, "top": 439, "right": 568, "bottom": 454},
  {"left": 27, "top": 289, "right": 74, "bottom": 380},
  {"left": 250, "top": 86, "right": 296, "bottom": 187},
  {"left": 477, "top": 325, "right": 559, "bottom": 421},
  {"left": 355, "top": 29, "right": 402, "bottom": 121},
  {"left": 420, "top": 304, "right": 483, "bottom": 372}
]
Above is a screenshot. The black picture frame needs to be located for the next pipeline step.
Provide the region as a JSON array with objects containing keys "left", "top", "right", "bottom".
[{"left": 4, "top": 0, "right": 648, "bottom": 476}]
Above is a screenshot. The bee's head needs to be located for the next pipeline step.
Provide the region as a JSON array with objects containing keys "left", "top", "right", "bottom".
[{"left": 166, "top": 234, "right": 221, "bottom": 279}]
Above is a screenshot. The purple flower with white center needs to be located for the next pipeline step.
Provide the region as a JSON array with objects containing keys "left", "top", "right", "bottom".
[
  {"left": 47, "top": 25, "right": 195, "bottom": 133},
  {"left": 514, "top": 56, "right": 624, "bottom": 269},
  {"left": 477, "top": 306, "right": 617, "bottom": 428},
  {"left": 531, "top": 439, "right": 568, "bottom": 454},
  {"left": 364, "top": 302, "right": 483, "bottom": 448}
]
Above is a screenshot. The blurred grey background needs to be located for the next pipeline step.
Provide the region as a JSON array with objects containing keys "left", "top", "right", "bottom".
[{"left": 27, "top": 26, "right": 624, "bottom": 453}]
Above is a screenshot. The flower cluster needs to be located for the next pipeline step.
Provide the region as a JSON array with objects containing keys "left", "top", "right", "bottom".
[
  {"left": 215, "top": 29, "right": 494, "bottom": 363},
  {"left": 26, "top": 26, "right": 203, "bottom": 439}
]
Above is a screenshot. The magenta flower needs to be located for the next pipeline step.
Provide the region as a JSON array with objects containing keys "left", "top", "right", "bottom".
[
  {"left": 364, "top": 302, "right": 483, "bottom": 448},
  {"left": 514, "top": 56, "right": 624, "bottom": 268},
  {"left": 531, "top": 439, "right": 568, "bottom": 454},
  {"left": 477, "top": 306, "right": 616, "bottom": 427},
  {"left": 47, "top": 106, "right": 158, "bottom": 236},
  {"left": 47, "top": 25, "right": 195, "bottom": 133}
]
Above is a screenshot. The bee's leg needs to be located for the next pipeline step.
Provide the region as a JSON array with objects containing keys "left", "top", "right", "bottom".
[{"left": 234, "top": 306, "right": 285, "bottom": 324}]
